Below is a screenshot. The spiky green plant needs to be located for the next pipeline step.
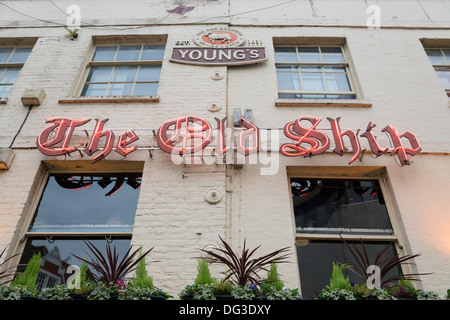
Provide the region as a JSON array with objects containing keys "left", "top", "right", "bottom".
[
  {"left": 265, "top": 263, "right": 284, "bottom": 291},
  {"left": 325, "top": 262, "right": 352, "bottom": 291},
  {"left": 128, "top": 248, "right": 153, "bottom": 289},
  {"left": 194, "top": 259, "right": 214, "bottom": 286},
  {"left": 11, "top": 252, "right": 42, "bottom": 293}
]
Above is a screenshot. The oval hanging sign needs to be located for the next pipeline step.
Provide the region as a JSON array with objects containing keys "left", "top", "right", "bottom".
[{"left": 170, "top": 28, "right": 267, "bottom": 66}]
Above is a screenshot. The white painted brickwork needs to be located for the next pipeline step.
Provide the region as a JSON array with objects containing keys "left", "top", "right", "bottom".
[{"left": 0, "top": 0, "right": 449, "bottom": 298}]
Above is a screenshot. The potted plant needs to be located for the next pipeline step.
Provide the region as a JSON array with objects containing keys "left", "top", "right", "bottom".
[
  {"left": 317, "top": 262, "right": 356, "bottom": 300},
  {"left": 122, "top": 248, "right": 172, "bottom": 300},
  {"left": 181, "top": 236, "right": 300, "bottom": 300},
  {"left": 8, "top": 252, "right": 42, "bottom": 300}
]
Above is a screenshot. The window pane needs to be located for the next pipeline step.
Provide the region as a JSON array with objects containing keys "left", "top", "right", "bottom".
[
  {"left": 137, "top": 65, "right": 161, "bottom": 81},
  {"left": 443, "top": 49, "right": 450, "bottom": 63},
  {"left": 19, "top": 238, "right": 132, "bottom": 289},
  {"left": 81, "top": 83, "right": 107, "bottom": 97},
  {"left": 86, "top": 66, "right": 113, "bottom": 83},
  {"left": 111, "top": 66, "right": 138, "bottom": 82},
  {"left": 325, "top": 73, "right": 352, "bottom": 92},
  {"left": 0, "top": 84, "right": 12, "bottom": 98},
  {"left": 302, "top": 72, "right": 325, "bottom": 91},
  {"left": 297, "top": 241, "right": 401, "bottom": 300},
  {"left": 298, "top": 47, "right": 321, "bottom": 63},
  {"left": 0, "top": 67, "right": 21, "bottom": 84},
  {"left": 107, "top": 82, "right": 133, "bottom": 96},
  {"left": 321, "top": 47, "right": 345, "bottom": 63},
  {"left": 92, "top": 46, "right": 117, "bottom": 61},
  {"left": 275, "top": 47, "right": 297, "bottom": 63},
  {"left": 436, "top": 69, "right": 450, "bottom": 88},
  {"left": 300, "top": 65, "right": 322, "bottom": 73},
  {"left": 0, "top": 48, "right": 13, "bottom": 63},
  {"left": 141, "top": 45, "right": 165, "bottom": 61},
  {"left": 291, "top": 179, "right": 393, "bottom": 233},
  {"left": 29, "top": 174, "right": 142, "bottom": 232},
  {"left": 133, "top": 82, "right": 158, "bottom": 95},
  {"left": 116, "top": 45, "right": 142, "bottom": 61},
  {"left": 9, "top": 47, "right": 32, "bottom": 63},
  {"left": 277, "top": 71, "right": 301, "bottom": 91},
  {"left": 426, "top": 49, "right": 446, "bottom": 65}
]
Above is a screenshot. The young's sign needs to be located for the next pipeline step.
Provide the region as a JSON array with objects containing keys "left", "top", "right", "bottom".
[{"left": 170, "top": 28, "right": 267, "bottom": 66}]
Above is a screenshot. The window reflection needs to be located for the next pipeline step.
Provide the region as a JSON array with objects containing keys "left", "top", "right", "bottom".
[
  {"left": 291, "top": 179, "right": 393, "bottom": 234},
  {"left": 19, "top": 238, "right": 131, "bottom": 290},
  {"left": 29, "top": 174, "right": 142, "bottom": 232}
]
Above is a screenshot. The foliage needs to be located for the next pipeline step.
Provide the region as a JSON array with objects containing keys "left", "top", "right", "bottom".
[
  {"left": 0, "top": 284, "right": 37, "bottom": 300},
  {"left": 42, "top": 284, "right": 72, "bottom": 300},
  {"left": 231, "top": 284, "right": 258, "bottom": 300},
  {"left": 326, "top": 262, "right": 352, "bottom": 291},
  {"left": 265, "top": 263, "right": 284, "bottom": 291},
  {"left": 10, "top": 252, "right": 42, "bottom": 294},
  {"left": 194, "top": 259, "right": 214, "bottom": 286},
  {"left": 212, "top": 278, "right": 233, "bottom": 295},
  {"left": 317, "top": 288, "right": 356, "bottom": 300},
  {"left": 369, "top": 287, "right": 396, "bottom": 300},
  {"left": 446, "top": 289, "right": 450, "bottom": 300},
  {"left": 0, "top": 247, "right": 22, "bottom": 286},
  {"left": 352, "top": 283, "right": 371, "bottom": 298},
  {"left": 128, "top": 248, "right": 154, "bottom": 289},
  {"left": 200, "top": 236, "right": 290, "bottom": 286},
  {"left": 414, "top": 289, "right": 440, "bottom": 300},
  {"left": 87, "top": 281, "right": 120, "bottom": 300},
  {"left": 72, "top": 240, "right": 153, "bottom": 285},
  {"left": 341, "top": 237, "right": 428, "bottom": 287},
  {"left": 387, "top": 278, "right": 416, "bottom": 298},
  {"left": 119, "top": 286, "right": 172, "bottom": 300},
  {"left": 260, "top": 282, "right": 301, "bottom": 300},
  {"left": 64, "top": 27, "right": 79, "bottom": 40},
  {"left": 69, "top": 262, "right": 94, "bottom": 295}
]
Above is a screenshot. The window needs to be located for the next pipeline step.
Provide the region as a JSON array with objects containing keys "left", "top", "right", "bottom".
[
  {"left": 81, "top": 44, "right": 165, "bottom": 97},
  {"left": 290, "top": 177, "right": 403, "bottom": 299},
  {"left": 18, "top": 172, "right": 142, "bottom": 288},
  {"left": 275, "top": 46, "right": 356, "bottom": 100},
  {"left": 0, "top": 47, "right": 32, "bottom": 98},
  {"left": 425, "top": 48, "right": 450, "bottom": 97}
]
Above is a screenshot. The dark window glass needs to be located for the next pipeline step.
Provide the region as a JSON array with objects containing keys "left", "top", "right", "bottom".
[
  {"left": 19, "top": 238, "right": 131, "bottom": 289},
  {"left": 291, "top": 179, "right": 392, "bottom": 235},
  {"left": 296, "top": 240, "right": 401, "bottom": 300},
  {"left": 29, "top": 173, "right": 142, "bottom": 232}
]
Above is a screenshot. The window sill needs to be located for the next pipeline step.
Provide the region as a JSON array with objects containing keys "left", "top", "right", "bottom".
[
  {"left": 275, "top": 98, "right": 372, "bottom": 108},
  {"left": 58, "top": 95, "right": 159, "bottom": 104},
  {"left": 0, "top": 98, "right": 7, "bottom": 104}
]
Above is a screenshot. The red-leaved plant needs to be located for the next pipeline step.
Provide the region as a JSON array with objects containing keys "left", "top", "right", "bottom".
[{"left": 200, "top": 236, "right": 291, "bottom": 286}]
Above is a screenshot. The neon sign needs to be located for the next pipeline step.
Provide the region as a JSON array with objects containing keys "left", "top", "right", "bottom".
[{"left": 36, "top": 115, "right": 422, "bottom": 166}]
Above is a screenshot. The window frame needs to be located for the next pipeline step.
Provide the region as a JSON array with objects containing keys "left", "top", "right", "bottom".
[
  {"left": 274, "top": 44, "right": 358, "bottom": 100},
  {"left": 0, "top": 46, "right": 33, "bottom": 99},
  {"left": 425, "top": 47, "right": 450, "bottom": 97},
  {"left": 287, "top": 168, "right": 415, "bottom": 296},
  {"left": 77, "top": 42, "right": 165, "bottom": 99}
]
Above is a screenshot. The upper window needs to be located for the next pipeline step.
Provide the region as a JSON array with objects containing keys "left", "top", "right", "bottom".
[
  {"left": 18, "top": 172, "right": 142, "bottom": 289},
  {"left": 81, "top": 44, "right": 165, "bottom": 97},
  {"left": 425, "top": 48, "right": 450, "bottom": 97},
  {"left": 275, "top": 46, "right": 356, "bottom": 100},
  {"left": 290, "top": 177, "right": 402, "bottom": 299},
  {"left": 0, "top": 47, "right": 32, "bottom": 98}
]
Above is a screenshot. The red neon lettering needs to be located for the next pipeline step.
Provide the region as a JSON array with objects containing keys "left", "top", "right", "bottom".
[
  {"left": 37, "top": 117, "right": 91, "bottom": 156},
  {"left": 214, "top": 117, "right": 229, "bottom": 155},
  {"left": 382, "top": 124, "right": 422, "bottom": 165},
  {"left": 360, "top": 122, "right": 388, "bottom": 156},
  {"left": 116, "top": 130, "right": 139, "bottom": 157},
  {"left": 156, "top": 116, "right": 212, "bottom": 155},
  {"left": 83, "top": 118, "right": 115, "bottom": 164},
  {"left": 280, "top": 116, "right": 330, "bottom": 157},
  {"left": 327, "top": 117, "right": 362, "bottom": 164},
  {"left": 237, "top": 118, "right": 259, "bottom": 156}
]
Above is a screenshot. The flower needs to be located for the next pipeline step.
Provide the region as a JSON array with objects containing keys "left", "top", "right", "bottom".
[{"left": 115, "top": 280, "right": 127, "bottom": 290}]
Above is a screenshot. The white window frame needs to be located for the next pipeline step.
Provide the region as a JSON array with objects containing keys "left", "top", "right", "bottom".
[
  {"left": 0, "top": 46, "right": 33, "bottom": 99},
  {"left": 275, "top": 45, "right": 358, "bottom": 99},
  {"left": 425, "top": 47, "right": 450, "bottom": 97}
]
